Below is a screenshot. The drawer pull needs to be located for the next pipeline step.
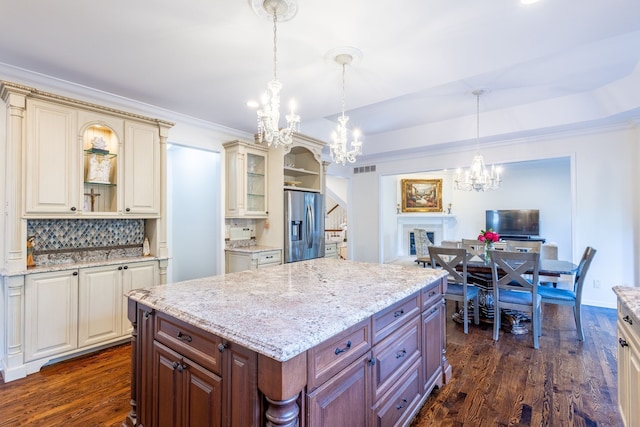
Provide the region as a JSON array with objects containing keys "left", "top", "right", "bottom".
[
  {"left": 177, "top": 331, "right": 192, "bottom": 343},
  {"left": 396, "top": 398, "right": 408, "bottom": 410},
  {"left": 393, "top": 309, "right": 405, "bottom": 318},
  {"left": 428, "top": 290, "right": 436, "bottom": 297},
  {"left": 623, "top": 315, "right": 634, "bottom": 325},
  {"left": 218, "top": 343, "right": 228, "bottom": 353},
  {"left": 619, "top": 337, "right": 629, "bottom": 348},
  {"left": 334, "top": 340, "right": 352, "bottom": 355},
  {"left": 395, "top": 349, "right": 407, "bottom": 359}
]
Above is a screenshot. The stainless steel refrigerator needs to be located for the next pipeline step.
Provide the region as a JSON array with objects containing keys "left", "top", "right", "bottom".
[{"left": 284, "top": 190, "right": 325, "bottom": 263}]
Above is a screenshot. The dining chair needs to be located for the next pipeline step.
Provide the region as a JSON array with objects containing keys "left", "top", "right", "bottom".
[
  {"left": 414, "top": 228, "right": 431, "bottom": 267},
  {"left": 429, "top": 246, "right": 480, "bottom": 334},
  {"left": 538, "top": 246, "right": 596, "bottom": 341},
  {"left": 504, "top": 240, "right": 542, "bottom": 253},
  {"left": 490, "top": 250, "right": 541, "bottom": 349}
]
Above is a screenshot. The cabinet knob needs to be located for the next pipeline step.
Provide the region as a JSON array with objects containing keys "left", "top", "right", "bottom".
[
  {"left": 118, "top": 266, "right": 123, "bottom": 270},
  {"left": 72, "top": 271, "right": 78, "bottom": 276},
  {"left": 623, "top": 315, "right": 634, "bottom": 325},
  {"left": 619, "top": 337, "right": 629, "bottom": 348},
  {"left": 334, "top": 340, "right": 352, "bottom": 355},
  {"left": 368, "top": 357, "right": 377, "bottom": 366},
  {"left": 218, "top": 343, "right": 228, "bottom": 353},
  {"left": 177, "top": 331, "right": 193, "bottom": 343},
  {"left": 396, "top": 398, "right": 408, "bottom": 410},
  {"left": 70, "top": 207, "right": 77, "bottom": 211},
  {"left": 125, "top": 208, "right": 131, "bottom": 212},
  {"left": 123, "top": 265, "right": 128, "bottom": 270}
]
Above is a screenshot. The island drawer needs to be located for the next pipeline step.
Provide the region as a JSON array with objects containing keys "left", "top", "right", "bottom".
[
  {"left": 154, "top": 312, "right": 222, "bottom": 374},
  {"left": 307, "top": 319, "right": 371, "bottom": 390},
  {"left": 618, "top": 302, "right": 640, "bottom": 338},
  {"left": 421, "top": 278, "right": 443, "bottom": 311},
  {"left": 372, "top": 357, "right": 422, "bottom": 427},
  {"left": 371, "top": 316, "right": 421, "bottom": 402},
  {"left": 372, "top": 292, "right": 420, "bottom": 344}
]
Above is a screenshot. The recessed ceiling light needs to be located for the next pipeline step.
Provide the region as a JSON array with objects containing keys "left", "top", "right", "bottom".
[
  {"left": 520, "top": 0, "right": 540, "bottom": 4},
  {"left": 246, "top": 100, "right": 259, "bottom": 109}
]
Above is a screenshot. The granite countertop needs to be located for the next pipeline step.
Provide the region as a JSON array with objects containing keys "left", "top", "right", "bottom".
[
  {"left": 128, "top": 258, "right": 447, "bottom": 362},
  {"left": 2, "top": 255, "right": 165, "bottom": 277},
  {"left": 224, "top": 245, "right": 281, "bottom": 254},
  {"left": 613, "top": 285, "right": 640, "bottom": 325}
]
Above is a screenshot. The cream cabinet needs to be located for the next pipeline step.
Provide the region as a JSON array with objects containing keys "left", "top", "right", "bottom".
[
  {"left": 618, "top": 303, "right": 640, "bottom": 427},
  {"left": 21, "top": 260, "right": 159, "bottom": 376},
  {"left": 324, "top": 241, "right": 339, "bottom": 259},
  {"left": 225, "top": 248, "right": 282, "bottom": 273},
  {"left": 25, "top": 99, "right": 79, "bottom": 214},
  {"left": 17, "top": 85, "right": 168, "bottom": 218},
  {"left": 24, "top": 269, "right": 79, "bottom": 362},
  {"left": 123, "top": 120, "right": 161, "bottom": 215},
  {"left": 223, "top": 140, "right": 269, "bottom": 218},
  {"left": 283, "top": 137, "right": 324, "bottom": 193}
]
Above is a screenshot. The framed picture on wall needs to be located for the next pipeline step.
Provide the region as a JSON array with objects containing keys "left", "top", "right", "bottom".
[{"left": 401, "top": 179, "right": 443, "bottom": 213}]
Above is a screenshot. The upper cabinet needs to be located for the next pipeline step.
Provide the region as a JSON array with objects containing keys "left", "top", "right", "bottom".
[
  {"left": 25, "top": 99, "right": 79, "bottom": 214},
  {"left": 223, "top": 140, "right": 269, "bottom": 218},
  {"left": 282, "top": 133, "right": 327, "bottom": 194},
  {"left": 7, "top": 82, "right": 172, "bottom": 218}
]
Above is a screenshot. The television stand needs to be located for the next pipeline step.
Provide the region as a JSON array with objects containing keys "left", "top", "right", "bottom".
[{"left": 500, "top": 235, "right": 546, "bottom": 243}]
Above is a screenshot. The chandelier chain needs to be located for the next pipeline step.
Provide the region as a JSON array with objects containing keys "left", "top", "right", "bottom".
[
  {"left": 341, "top": 63, "right": 346, "bottom": 119},
  {"left": 272, "top": 9, "right": 278, "bottom": 81}
]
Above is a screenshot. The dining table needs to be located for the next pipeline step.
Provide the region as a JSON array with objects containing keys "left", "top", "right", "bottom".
[{"left": 454, "top": 257, "right": 579, "bottom": 334}]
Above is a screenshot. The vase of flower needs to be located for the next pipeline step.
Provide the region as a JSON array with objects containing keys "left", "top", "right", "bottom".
[{"left": 478, "top": 228, "right": 500, "bottom": 265}]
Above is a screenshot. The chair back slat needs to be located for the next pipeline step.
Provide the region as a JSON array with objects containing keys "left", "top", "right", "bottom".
[
  {"left": 428, "top": 246, "right": 468, "bottom": 284},
  {"left": 574, "top": 246, "right": 597, "bottom": 295},
  {"left": 490, "top": 250, "right": 540, "bottom": 292}
]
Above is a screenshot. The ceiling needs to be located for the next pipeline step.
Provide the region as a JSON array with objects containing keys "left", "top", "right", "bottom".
[{"left": 1, "top": 0, "right": 639, "bottom": 161}]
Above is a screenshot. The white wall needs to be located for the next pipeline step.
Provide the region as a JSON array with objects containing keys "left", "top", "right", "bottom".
[{"left": 350, "top": 124, "right": 638, "bottom": 308}]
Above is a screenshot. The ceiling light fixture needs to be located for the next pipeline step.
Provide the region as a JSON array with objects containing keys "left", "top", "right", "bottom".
[
  {"left": 253, "top": 0, "right": 300, "bottom": 148},
  {"left": 330, "top": 51, "right": 363, "bottom": 165},
  {"left": 454, "top": 90, "right": 502, "bottom": 192}
]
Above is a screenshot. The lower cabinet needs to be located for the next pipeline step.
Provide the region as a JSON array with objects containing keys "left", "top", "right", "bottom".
[
  {"left": 225, "top": 248, "right": 281, "bottom": 273},
  {"left": 142, "top": 310, "right": 259, "bottom": 427},
  {"left": 24, "top": 260, "right": 159, "bottom": 365},
  {"left": 25, "top": 269, "right": 79, "bottom": 362},
  {"left": 617, "top": 305, "right": 640, "bottom": 427}
]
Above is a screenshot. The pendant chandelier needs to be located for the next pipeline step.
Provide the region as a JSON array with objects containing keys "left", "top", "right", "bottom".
[
  {"left": 254, "top": 0, "right": 300, "bottom": 148},
  {"left": 454, "top": 90, "right": 502, "bottom": 192},
  {"left": 330, "top": 52, "right": 363, "bottom": 165}
]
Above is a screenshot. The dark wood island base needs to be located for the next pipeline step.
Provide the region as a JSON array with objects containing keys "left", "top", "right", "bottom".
[{"left": 124, "top": 261, "right": 450, "bottom": 427}]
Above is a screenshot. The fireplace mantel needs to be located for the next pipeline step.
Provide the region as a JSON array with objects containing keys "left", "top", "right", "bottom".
[{"left": 397, "top": 214, "right": 457, "bottom": 257}]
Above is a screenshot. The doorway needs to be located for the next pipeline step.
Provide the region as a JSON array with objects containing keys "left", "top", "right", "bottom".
[{"left": 167, "top": 145, "right": 221, "bottom": 282}]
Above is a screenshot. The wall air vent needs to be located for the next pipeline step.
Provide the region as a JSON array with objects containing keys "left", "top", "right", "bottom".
[{"left": 353, "top": 165, "right": 376, "bottom": 174}]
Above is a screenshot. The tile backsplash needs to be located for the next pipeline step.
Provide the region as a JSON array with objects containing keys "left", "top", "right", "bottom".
[{"left": 27, "top": 219, "right": 145, "bottom": 266}]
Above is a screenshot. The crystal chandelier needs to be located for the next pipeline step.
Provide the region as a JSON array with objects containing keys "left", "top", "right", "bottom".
[
  {"left": 330, "top": 53, "right": 362, "bottom": 165},
  {"left": 454, "top": 90, "right": 502, "bottom": 191},
  {"left": 255, "top": 0, "right": 300, "bottom": 148}
]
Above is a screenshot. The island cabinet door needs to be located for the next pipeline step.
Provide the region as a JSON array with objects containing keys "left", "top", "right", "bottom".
[
  {"left": 221, "top": 341, "right": 260, "bottom": 427},
  {"left": 422, "top": 301, "right": 445, "bottom": 394},
  {"left": 307, "top": 352, "right": 372, "bottom": 427},
  {"left": 152, "top": 340, "right": 223, "bottom": 427}
]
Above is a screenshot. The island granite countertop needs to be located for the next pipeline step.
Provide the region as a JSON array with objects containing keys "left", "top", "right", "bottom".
[
  {"left": 128, "top": 257, "right": 447, "bottom": 362},
  {"left": 613, "top": 285, "right": 640, "bottom": 325}
]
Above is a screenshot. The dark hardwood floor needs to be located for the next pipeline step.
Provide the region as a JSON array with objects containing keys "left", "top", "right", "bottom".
[{"left": 0, "top": 303, "right": 621, "bottom": 426}]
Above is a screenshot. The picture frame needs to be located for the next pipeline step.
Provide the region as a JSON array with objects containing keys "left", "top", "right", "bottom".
[{"left": 400, "top": 179, "right": 443, "bottom": 213}]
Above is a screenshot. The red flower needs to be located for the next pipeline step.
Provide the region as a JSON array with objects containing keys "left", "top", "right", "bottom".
[{"left": 478, "top": 229, "right": 500, "bottom": 243}]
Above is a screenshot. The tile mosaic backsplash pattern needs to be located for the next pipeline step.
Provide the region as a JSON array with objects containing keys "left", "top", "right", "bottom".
[{"left": 27, "top": 219, "right": 145, "bottom": 251}]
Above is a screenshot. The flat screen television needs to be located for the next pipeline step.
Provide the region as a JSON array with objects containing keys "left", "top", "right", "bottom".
[{"left": 485, "top": 209, "right": 540, "bottom": 237}]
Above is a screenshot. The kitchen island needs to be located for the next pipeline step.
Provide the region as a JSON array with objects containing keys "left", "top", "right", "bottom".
[{"left": 125, "top": 258, "right": 450, "bottom": 427}]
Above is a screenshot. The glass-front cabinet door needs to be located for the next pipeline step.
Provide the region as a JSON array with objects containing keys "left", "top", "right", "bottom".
[
  {"left": 82, "top": 124, "right": 119, "bottom": 214},
  {"left": 223, "top": 140, "right": 269, "bottom": 218}
]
